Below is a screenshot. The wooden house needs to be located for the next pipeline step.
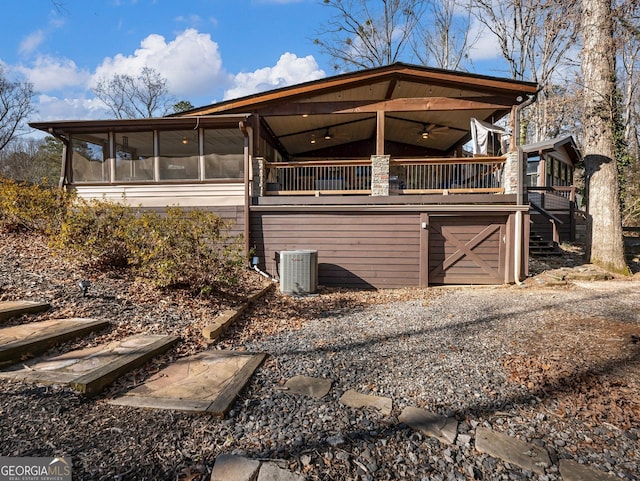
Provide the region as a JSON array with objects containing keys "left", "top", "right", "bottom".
[
  {"left": 522, "top": 135, "right": 582, "bottom": 246},
  {"left": 31, "top": 63, "right": 542, "bottom": 288}
]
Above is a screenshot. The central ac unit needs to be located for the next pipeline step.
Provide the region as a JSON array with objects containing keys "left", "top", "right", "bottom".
[{"left": 280, "top": 250, "right": 318, "bottom": 294}]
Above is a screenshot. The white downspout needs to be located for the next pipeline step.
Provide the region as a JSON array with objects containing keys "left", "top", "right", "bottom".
[
  {"left": 514, "top": 209, "right": 524, "bottom": 286},
  {"left": 513, "top": 93, "right": 537, "bottom": 286}
]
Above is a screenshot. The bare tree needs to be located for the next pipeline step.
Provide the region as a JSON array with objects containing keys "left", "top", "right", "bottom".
[
  {"left": 412, "top": 0, "right": 477, "bottom": 70},
  {"left": 581, "top": 0, "right": 628, "bottom": 273},
  {"left": 314, "top": 0, "right": 426, "bottom": 71},
  {"left": 92, "top": 67, "right": 175, "bottom": 119},
  {"left": 472, "top": 0, "right": 580, "bottom": 142},
  {"left": 0, "top": 137, "right": 60, "bottom": 184},
  {"left": 0, "top": 67, "right": 36, "bottom": 152},
  {"left": 616, "top": 4, "right": 640, "bottom": 226}
]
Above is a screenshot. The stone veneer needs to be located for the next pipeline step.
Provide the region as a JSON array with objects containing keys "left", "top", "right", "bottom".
[
  {"left": 371, "top": 154, "right": 391, "bottom": 196},
  {"left": 501, "top": 150, "right": 521, "bottom": 196}
]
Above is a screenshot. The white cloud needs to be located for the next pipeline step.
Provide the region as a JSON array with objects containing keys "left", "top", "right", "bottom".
[
  {"left": 34, "top": 94, "right": 110, "bottom": 121},
  {"left": 224, "top": 52, "right": 325, "bottom": 100},
  {"left": 19, "top": 31, "right": 46, "bottom": 56},
  {"left": 467, "top": 20, "right": 501, "bottom": 62},
  {"left": 16, "top": 56, "right": 91, "bottom": 91},
  {"left": 92, "top": 29, "right": 231, "bottom": 98}
]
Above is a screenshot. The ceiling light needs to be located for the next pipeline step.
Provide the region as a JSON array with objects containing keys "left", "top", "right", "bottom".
[
  {"left": 324, "top": 129, "right": 333, "bottom": 140},
  {"left": 310, "top": 135, "right": 317, "bottom": 144},
  {"left": 420, "top": 126, "right": 430, "bottom": 140},
  {"left": 182, "top": 137, "right": 188, "bottom": 144}
]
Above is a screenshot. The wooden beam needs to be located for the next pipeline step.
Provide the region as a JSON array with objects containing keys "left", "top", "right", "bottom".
[
  {"left": 257, "top": 96, "right": 517, "bottom": 116},
  {"left": 376, "top": 111, "right": 385, "bottom": 156},
  {"left": 337, "top": 97, "right": 512, "bottom": 114}
]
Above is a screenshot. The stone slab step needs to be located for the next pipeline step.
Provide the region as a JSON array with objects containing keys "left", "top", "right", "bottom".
[
  {"left": 399, "top": 406, "right": 458, "bottom": 444},
  {"left": 0, "top": 318, "right": 109, "bottom": 365},
  {"left": 108, "top": 350, "right": 266, "bottom": 417},
  {"left": 0, "top": 334, "right": 179, "bottom": 396},
  {"left": 284, "top": 375, "right": 332, "bottom": 399},
  {"left": 339, "top": 389, "right": 392, "bottom": 416},
  {"left": 475, "top": 427, "right": 551, "bottom": 475},
  {"left": 0, "top": 301, "right": 50, "bottom": 322},
  {"left": 559, "top": 459, "right": 620, "bottom": 481},
  {"left": 210, "top": 455, "right": 305, "bottom": 481}
]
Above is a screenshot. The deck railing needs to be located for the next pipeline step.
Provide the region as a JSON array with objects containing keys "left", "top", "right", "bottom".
[
  {"left": 263, "top": 159, "right": 372, "bottom": 195},
  {"left": 262, "top": 156, "right": 506, "bottom": 195},
  {"left": 527, "top": 185, "right": 576, "bottom": 201},
  {"left": 391, "top": 157, "right": 506, "bottom": 194}
]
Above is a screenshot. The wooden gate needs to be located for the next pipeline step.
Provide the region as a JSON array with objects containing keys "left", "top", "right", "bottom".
[{"left": 422, "top": 214, "right": 507, "bottom": 285}]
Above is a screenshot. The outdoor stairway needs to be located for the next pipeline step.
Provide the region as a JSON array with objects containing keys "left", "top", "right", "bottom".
[
  {"left": 0, "top": 298, "right": 181, "bottom": 396},
  {"left": 0, "top": 300, "right": 50, "bottom": 322},
  {"left": 529, "top": 231, "right": 561, "bottom": 257},
  {"left": 0, "top": 333, "right": 180, "bottom": 396},
  {"left": 0, "top": 318, "right": 109, "bottom": 366}
]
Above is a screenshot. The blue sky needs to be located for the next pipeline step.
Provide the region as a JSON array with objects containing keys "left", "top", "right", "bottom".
[{"left": 0, "top": 0, "right": 502, "bottom": 134}]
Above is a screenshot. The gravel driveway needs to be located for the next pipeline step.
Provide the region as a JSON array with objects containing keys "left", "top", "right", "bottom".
[{"left": 1, "top": 233, "right": 639, "bottom": 480}]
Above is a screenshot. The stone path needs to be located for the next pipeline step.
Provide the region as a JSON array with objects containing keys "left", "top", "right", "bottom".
[
  {"left": 268, "top": 374, "right": 620, "bottom": 480},
  {"left": 108, "top": 350, "right": 266, "bottom": 416}
]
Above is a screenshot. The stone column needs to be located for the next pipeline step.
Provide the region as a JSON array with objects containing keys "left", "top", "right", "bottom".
[
  {"left": 501, "top": 151, "right": 521, "bottom": 196},
  {"left": 371, "top": 154, "right": 390, "bottom": 196},
  {"left": 252, "top": 157, "right": 265, "bottom": 197}
]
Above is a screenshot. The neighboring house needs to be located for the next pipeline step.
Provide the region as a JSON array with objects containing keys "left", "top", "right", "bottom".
[
  {"left": 522, "top": 136, "right": 582, "bottom": 246},
  {"left": 31, "top": 62, "right": 543, "bottom": 288}
]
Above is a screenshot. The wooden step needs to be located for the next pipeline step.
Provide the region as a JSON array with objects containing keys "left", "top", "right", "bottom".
[
  {"left": 0, "top": 318, "right": 109, "bottom": 366},
  {"left": 0, "top": 301, "right": 50, "bottom": 322},
  {"left": 108, "top": 350, "right": 266, "bottom": 417},
  {"left": 0, "top": 334, "right": 180, "bottom": 396}
]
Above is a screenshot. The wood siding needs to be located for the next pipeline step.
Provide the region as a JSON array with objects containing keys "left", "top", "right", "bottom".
[
  {"left": 251, "top": 211, "right": 421, "bottom": 288},
  {"left": 251, "top": 207, "right": 523, "bottom": 288},
  {"left": 73, "top": 183, "right": 245, "bottom": 208}
]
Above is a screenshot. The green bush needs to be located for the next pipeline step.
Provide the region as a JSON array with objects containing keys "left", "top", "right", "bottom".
[{"left": 0, "top": 177, "right": 73, "bottom": 234}]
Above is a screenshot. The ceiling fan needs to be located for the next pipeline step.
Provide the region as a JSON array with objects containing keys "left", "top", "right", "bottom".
[
  {"left": 310, "top": 127, "right": 351, "bottom": 144},
  {"left": 419, "top": 123, "right": 450, "bottom": 140}
]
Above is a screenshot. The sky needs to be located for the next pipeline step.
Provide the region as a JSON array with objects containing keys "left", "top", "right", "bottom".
[{"left": 0, "top": 0, "right": 504, "bottom": 137}]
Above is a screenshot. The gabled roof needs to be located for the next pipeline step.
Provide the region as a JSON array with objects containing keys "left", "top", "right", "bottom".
[
  {"left": 180, "top": 62, "right": 538, "bottom": 117},
  {"left": 521, "top": 135, "right": 582, "bottom": 165},
  {"left": 181, "top": 63, "right": 538, "bottom": 157}
]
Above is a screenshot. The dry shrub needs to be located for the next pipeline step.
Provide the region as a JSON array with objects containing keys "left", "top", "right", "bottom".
[
  {"left": 53, "top": 201, "right": 245, "bottom": 290},
  {"left": 0, "top": 176, "right": 73, "bottom": 234}
]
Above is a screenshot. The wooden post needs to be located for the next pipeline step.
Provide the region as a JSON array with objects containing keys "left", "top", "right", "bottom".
[{"left": 376, "top": 110, "right": 385, "bottom": 156}]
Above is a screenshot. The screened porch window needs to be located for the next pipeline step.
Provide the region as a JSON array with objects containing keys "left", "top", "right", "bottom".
[
  {"left": 526, "top": 155, "right": 540, "bottom": 187},
  {"left": 203, "top": 128, "right": 244, "bottom": 179},
  {"left": 115, "top": 132, "right": 154, "bottom": 182},
  {"left": 158, "top": 130, "right": 199, "bottom": 180},
  {"left": 71, "top": 134, "right": 109, "bottom": 183}
]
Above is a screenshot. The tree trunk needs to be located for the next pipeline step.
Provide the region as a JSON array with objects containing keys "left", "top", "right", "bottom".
[{"left": 580, "top": 0, "right": 628, "bottom": 274}]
